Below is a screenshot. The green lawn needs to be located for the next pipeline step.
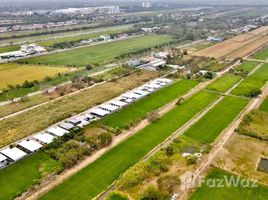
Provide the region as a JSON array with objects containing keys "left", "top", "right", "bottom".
[
  {"left": 184, "top": 96, "right": 248, "bottom": 144},
  {"left": 231, "top": 63, "right": 268, "bottom": 97},
  {"left": 253, "top": 47, "right": 268, "bottom": 60},
  {"left": 190, "top": 168, "right": 268, "bottom": 200},
  {"left": 206, "top": 74, "right": 242, "bottom": 93},
  {"left": 235, "top": 61, "right": 259, "bottom": 73},
  {"left": 39, "top": 91, "right": 218, "bottom": 200},
  {"left": 101, "top": 79, "right": 198, "bottom": 128},
  {"left": 19, "top": 35, "right": 173, "bottom": 67},
  {"left": 0, "top": 152, "right": 60, "bottom": 200},
  {"left": 260, "top": 97, "right": 268, "bottom": 112}
]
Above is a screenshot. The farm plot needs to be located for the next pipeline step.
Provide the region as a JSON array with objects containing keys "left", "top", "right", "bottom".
[
  {"left": 206, "top": 74, "right": 242, "bottom": 93},
  {"left": 0, "top": 63, "right": 70, "bottom": 90},
  {"left": 0, "top": 152, "right": 61, "bottom": 200},
  {"left": 184, "top": 96, "right": 248, "bottom": 144},
  {"left": 260, "top": 97, "right": 268, "bottom": 112},
  {"left": 189, "top": 168, "right": 268, "bottom": 200},
  {"left": 0, "top": 45, "right": 20, "bottom": 53},
  {"left": 39, "top": 91, "right": 218, "bottom": 200},
  {"left": 0, "top": 70, "right": 159, "bottom": 148},
  {"left": 235, "top": 61, "right": 259, "bottom": 73},
  {"left": 253, "top": 46, "right": 268, "bottom": 60},
  {"left": 231, "top": 63, "right": 268, "bottom": 97},
  {"left": 101, "top": 79, "right": 198, "bottom": 129},
  {"left": 19, "top": 35, "right": 173, "bottom": 67},
  {"left": 193, "top": 26, "right": 268, "bottom": 59}
]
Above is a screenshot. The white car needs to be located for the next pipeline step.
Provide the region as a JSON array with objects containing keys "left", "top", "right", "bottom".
[{"left": 171, "top": 194, "right": 178, "bottom": 200}]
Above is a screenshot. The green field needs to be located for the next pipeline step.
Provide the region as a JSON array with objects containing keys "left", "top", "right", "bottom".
[
  {"left": 0, "top": 45, "right": 20, "bottom": 53},
  {"left": 19, "top": 35, "right": 173, "bottom": 67},
  {"left": 0, "top": 63, "right": 70, "bottom": 90},
  {"left": 184, "top": 96, "right": 248, "bottom": 144},
  {"left": 206, "top": 74, "right": 242, "bottom": 93},
  {"left": 38, "top": 28, "right": 129, "bottom": 47},
  {"left": 0, "top": 152, "right": 60, "bottom": 200},
  {"left": 190, "top": 168, "right": 268, "bottom": 200},
  {"left": 260, "top": 97, "right": 268, "bottom": 112},
  {"left": 231, "top": 63, "right": 268, "bottom": 97},
  {"left": 235, "top": 61, "right": 259, "bottom": 73},
  {"left": 39, "top": 91, "right": 218, "bottom": 200},
  {"left": 253, "top": 46, "right": 268, "bottom": 60},
  {"left": 101, "top": 79, "right": 198, "bottom": 128}
]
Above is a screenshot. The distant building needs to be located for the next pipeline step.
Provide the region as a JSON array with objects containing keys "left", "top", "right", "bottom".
[
  {"left": 141, "top": 27, "right": 160, "bottom": 33},
  {"left": 99, "top": 34, "right": 111, "bottom": 41},
  {"left": 20, "top": 43, "right": 46, "bottom": 54},
  {"left": 207, "top": 36, "right": 223, "bottom": 42},
  {"left": 142, "top": 2, "right": 152, "bottom": 8}
]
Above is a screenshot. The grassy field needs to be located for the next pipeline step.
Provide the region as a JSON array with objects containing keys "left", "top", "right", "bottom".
[
  {"left": 231, "top": 63, "right": 268, "bottom": 97},
  {"left": 237, "top": 110, "right": 268, "bottom": 141},
  {"left": 190, "top": 168, "right": 268, "bottom": 200},
  {"left": 184, "top": 96, "right": 248, "bottom": 144},
  {"left": 0, "top": 45, "right": 20, "bottom": 53},
  {"left": 235, "top": 61, "right": 259, "bottom": 73},
  {"left": 206, "top": 74, "right": 242, "bottom": 93},
  {"left": 260, "top": 97, "right": 268, "bottom": 112},
  {"left": 39, "top": 91, "right": 218, "bottom": 200},
  {"left": 0, "top": 152, "right": 60, "bottom": 200},
  {"left": 38, "top": 28, "right": 129, "bottom": 47},
  {"left": 0, "top": 63, "right": 70, "bottom": 90},
  {"left": 19, "top": 35, "right": 173, "bottom": 66},
  {"left": 0, "top": 70, "right": 159, "bottom": 148},
  {"left": 253, "top": 46, "right": 268, "bottom": 60},
  {"left": 101, "top": 79, "right": 198, "bottom": 129}
]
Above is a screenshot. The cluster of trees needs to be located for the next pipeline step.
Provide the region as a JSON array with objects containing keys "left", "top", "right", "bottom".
[{"left": 46, "top": 128, "right": 113, "bottom": 169}]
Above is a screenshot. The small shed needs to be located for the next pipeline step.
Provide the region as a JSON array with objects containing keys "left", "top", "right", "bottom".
[
  {"left": 33, "top": 132, "right": 55, "bottom": 144},
  {"left": 17, "top": 139, "right": 43, "bottom": 153},
  {"left": 0, "top": 147, "right": 27, "bottom": 162},
  {"left": 46, "top": 126, "right": 69, "bottom": 137}
]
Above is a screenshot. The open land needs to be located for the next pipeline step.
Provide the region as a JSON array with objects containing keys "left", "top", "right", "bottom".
[
  {"left": 0, "top": 63, "right": 70, "bottom": 90},
  {"left": 184, "top": 96, "right": 248, "bottom": 144},
  {"left": 193, "top": 26, "right": 268, "bottom": 59},
  {"left": 231, "top": 63, "right": 268, "bottom": 97},
  {"left": 189, "top": 168, "right": 268, "bottom": 200},
  {"left": 0, "top": 152, "right": 61, "bottom": 200}
]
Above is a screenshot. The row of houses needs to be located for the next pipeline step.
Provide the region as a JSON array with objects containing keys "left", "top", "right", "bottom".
[{"left": 0, "top": 78, "right": 173, "bottom": 169}]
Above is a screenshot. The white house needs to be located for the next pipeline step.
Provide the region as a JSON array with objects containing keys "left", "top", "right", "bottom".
[
  {"left": 99, "top": 104, "right": 119, "bottom": 113},
  {"left": 17, "top": 139, "right": 43, "bottom": 153},
  {"left": 33, "top": 132, "right": 55, "bottom": 144},
  {"left": 90, "top": 108, "right": 110, "bottom": 118},
  {"left": 0, "top": 154, "right": 8, "bottom": 168},
  {"left": 0, "top": 147, "right": 27, "bottom": 162},
  {"left": 46, "top": 126, "right": 69, "bottom": 137}
]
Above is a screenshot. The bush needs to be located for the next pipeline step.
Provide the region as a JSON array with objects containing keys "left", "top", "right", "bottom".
[
  {"left": 97, "top": 132, "right": 112, "bottom": 148},
  {"left": 147, "top": 110, "right": 160, "bottom": 123},
  {"left": 157, "top": 173, "right": 180, "bottom": 194},
  {"left": 248, "top": 88, "right": 262, "bottom": 98},
  {"left": 165, "top": 146, "right": 174, "bottom": 156}
]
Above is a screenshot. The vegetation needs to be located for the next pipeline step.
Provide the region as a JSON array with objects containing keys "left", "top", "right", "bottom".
[
  {"left": 0, "top": 63, "right": 69, "bottom": 90},
  {"left": 100, "top": 80, "right": 198, "bottom": 129},
  {"left": 190, "top": 168, "right": 268, "bottom": 200},
  {"left": 0, "top": 45, "right": 20, "bottom": 53},
  {"left": 260, "top": 97, "right": 268, "bottom": 112},
  {"left": 19, "top": 35, "right": 174, "bottom": 67},
  {"left": 39, "top": 91, "right": 218, "bottom": 200},
  {"left": 206, "top": 74, "right": 242, "bottom": 93},
  {"left": 237, "top": 110, "right": 268, "bottom": 141},
  {"left": 253, "top": 46, "right": 268, "bottom": 60},
  {"left": 0, "top": 152, "right": 61, "bottom": 200},
  {"left": 184, "top": 96, "right": 248, "bottom": 144},
  {"left": 235, "top": 61, "right": 259, "bottom": 73},
  {"left": 231, "top": 63, "right": 268, "bottom": 97}
]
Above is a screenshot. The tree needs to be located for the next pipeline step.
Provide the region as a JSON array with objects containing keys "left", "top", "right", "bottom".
[
  {"left": 97, "top": 132, "right": 112, "bottom": 148},
  {"left": 157, "top": 174, "right": 180, "bottom": 194},
  {"left": 165, "top": 146, "right": 174, "bottom": 156},
  {"left": 248, "top": 88, "right": 262, "bottom": 98},
  {"left": 204, "top": 72, "right": 214, "bottom": 79},
  {"left": 176, "top": 97, "right": 184, "bottom": 105},
  {"left": 85, "top": 64, "right": 94, "bottom": 71},
  {"left": 140, "top": 186, "right": 163, "bottom": 200},
  {"left": 147, "top": 110, "right": 160, "bottom": 123}
]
